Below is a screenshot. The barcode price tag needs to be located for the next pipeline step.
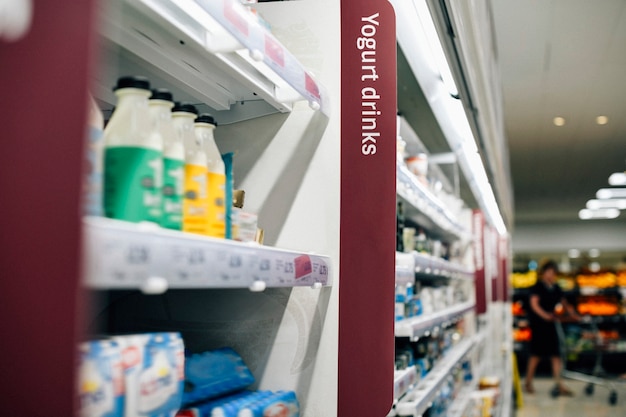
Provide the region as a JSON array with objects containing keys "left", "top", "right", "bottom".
[
  {"left": 166, "top": 245, "right": 209, "bottom": 284},
  {"left": 212, "top": 248, "right": 253, "bottom": 286},
  {"left": 99, "top": 237, "right": 152, "bottom": 285}
]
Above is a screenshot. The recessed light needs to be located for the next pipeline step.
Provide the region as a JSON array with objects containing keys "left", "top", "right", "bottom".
[
  {"left": 609, "top": 172, "right": 626, "bottom": 186},
  {"left": 553, "top": 117, "right": 566, "bottom": 126},
  {"left": 596, "top": 188, "right": 626, "bottom": 199},
  {"left": 596, "top": 115, "right": 609, "bottom": 125},
  {"left": 589, "top": 249, "right": 601, "bottom": 258},
  {"left": 568, "top": 249, "right": 580, "bottom": 258},
  {"left": 586, "top": 198, "right": 626, "bottom": 210},
  {"left": 579, "top": 208, "right": 620, "bottom": 220}
]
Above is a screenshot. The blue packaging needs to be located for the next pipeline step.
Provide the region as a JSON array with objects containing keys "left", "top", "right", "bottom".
[
  {"left": 211, "top": 391, "right": 273, "bottom": 417},
  {"left": 238, "top": 390, "right": 300, "bottom": 417},
  {"left": 222, "top": 153, "right": 234, "bottom": 239},
  {"left": 183, "top": 348, "right": 255, "bottom": 405},
  {"left": 176, "top": 391, "right": 252, "bottom": 417},
  {"left": 77, "top": 339, "right": 124, "bottom": 417},
  {"left": 113, "top": 332, "right": 185, "bottom": 417}
]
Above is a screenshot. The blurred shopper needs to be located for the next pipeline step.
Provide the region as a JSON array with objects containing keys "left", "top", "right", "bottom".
[{"left": 524, "top": 259, "right": 580, "bottom": 396}]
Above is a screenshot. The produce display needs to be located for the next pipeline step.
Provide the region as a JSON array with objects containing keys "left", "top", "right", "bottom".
[
  {"left": 577, "top": 272, "right": 617, "bottom": 289},
  {"left": 510, "top": 271, "right": 537, "bottom": 288}
]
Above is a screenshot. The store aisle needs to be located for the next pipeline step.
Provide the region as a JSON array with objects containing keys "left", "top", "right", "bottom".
[{"left": 515, "top": 378, "right": 626, "bottom": 417}]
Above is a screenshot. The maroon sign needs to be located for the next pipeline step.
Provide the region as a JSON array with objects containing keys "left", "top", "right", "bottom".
[
  {"left": 0, "top": 1, "right": 95, "bottom": 414},
  {"left": 339, "top": 2, "right": 397, "bottom": 416},
  {"left": 473, "top": 210, "right": 487, "bottom": 314}
]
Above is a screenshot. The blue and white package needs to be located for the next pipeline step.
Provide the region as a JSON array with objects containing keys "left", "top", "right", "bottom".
[
  {"left": 114, "top": 332, "right": 185, "bottom": 417},
  {"left": 238, "top": 391, "right": 300, "bottom": 417},
  {"left": 176, "top": 391, "right": 252, "bottom": 417},
  {"left": 211, "top": 391, "right": 272, "bottom": 417},
  {"left": 77, "top": 340, "right": 124, "bottom": 417},
  {"left": 183, "top": 347, "right": 255, "bottom": 405}
]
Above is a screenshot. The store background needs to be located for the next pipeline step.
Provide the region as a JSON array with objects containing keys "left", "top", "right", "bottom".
[
  {"left": 0, "top": 0, "right": 625, "bottom": 416},
  {"left": 492, "top": 0, "right": 626, "bottom": 270}
]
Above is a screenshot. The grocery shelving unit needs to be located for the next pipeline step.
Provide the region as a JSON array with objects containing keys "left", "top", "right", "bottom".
[
  {"left": 1, "top": 0, "right": 514, "bottom": 415},
  {"left": 83, "top": 217, "right": 332, "bottom": 292},
  {"left": 393, "top": 335, "right": 479, "bottom": 417},
  {"left": 395, "top": 301, "right": 475, "bottom": 339}
]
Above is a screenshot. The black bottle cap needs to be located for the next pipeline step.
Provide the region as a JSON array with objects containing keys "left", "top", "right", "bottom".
[
  {"left": 196, "top": 113, "right": 217, "bottom": 126},
  {"left": 150, "top": 88, "right": 173, "bottom": 102},
  {"left": 172, "top": 101, "right": 198, "bottom": 115},
  {"left": 113, "top": 76, "right": 150, "bottom": 91}
]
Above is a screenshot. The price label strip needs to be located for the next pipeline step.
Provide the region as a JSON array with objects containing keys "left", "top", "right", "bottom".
[
  {"left": 195, "top": 0, "right": 326, "bottom": 112},
  {"left": 83, "top": 218, "right": 333, "bottom": 290},
  {"left": 84, "top": 220, "right": 159, "bottom": 288}
]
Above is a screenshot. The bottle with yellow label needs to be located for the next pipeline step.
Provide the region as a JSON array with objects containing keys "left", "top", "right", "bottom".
[
  {"left": 149, "top": 89, "right": 183, "bottom": 230},
  {"left": 174, "top": 103, "right": 207, "bottom": 235},
  {"left": 195, "top": 114, "right": 226, "bottom": 238},
  {"left": 104, "top": 76, "right": 163, "bottom": 223}
]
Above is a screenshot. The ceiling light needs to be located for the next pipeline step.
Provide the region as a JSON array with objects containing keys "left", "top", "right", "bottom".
[
  {"left": 579, "top": 208, "right": 620, "bottom": 220},
  {"left": 609, "top": 172, "right": 626, "bottom": 186},
  {"left": 596, "top": 188, "right": 626, "bottom": 199},
  {"left": 553, "top": 117, "right": 566, "bottom": 126},
  {"left": 568, "top": 249, "right": 580, "bottom": 258},
  {"left": 595, "top": 116, "right": 609, "bottom": 125},
  {"left": 589, "top": 262, "right": 601, "bottom": 272},
  {"left": 586, "top": 199, "right": 626, "bottom": 210},
  {"left": 413, "top": 0, "right": 459, "bottom": 97},
  {"left": 588, "top": 249, "right": 601, "bottom": 258}
]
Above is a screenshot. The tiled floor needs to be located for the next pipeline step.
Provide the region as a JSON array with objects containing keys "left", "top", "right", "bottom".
[{"left": 515, "top": 378, "right": 626, "bottom": 417}]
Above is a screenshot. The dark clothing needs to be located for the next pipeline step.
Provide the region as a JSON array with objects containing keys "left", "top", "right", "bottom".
[{"left": 528, "top": 280, "right": 563, "bottom": 357}]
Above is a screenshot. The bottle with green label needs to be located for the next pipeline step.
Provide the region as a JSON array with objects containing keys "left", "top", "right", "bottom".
[
  {"left": 173, "top": 103, "right": 208, "bottom": 235},
  {"left": 103, "top": 76, "right": 163, "bottom": 223},
  {"left": 195, "top": 114, "right": 226, "bottom": 238},
  {"left": 149, "top": 88, "right": 183, "bottom": 230}
]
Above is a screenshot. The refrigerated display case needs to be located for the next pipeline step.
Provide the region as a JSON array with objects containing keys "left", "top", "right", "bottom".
[{"left": 1, "top": 0, "right": 512, "bottom": 416}]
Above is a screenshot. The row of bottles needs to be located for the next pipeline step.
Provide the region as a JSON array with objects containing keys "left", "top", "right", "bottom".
[
  {"left": 88, "top": 76, "right": 227, "bottom": 238},
  {"left": 396, "top": 201, "right": 432, "bottom": 255}
]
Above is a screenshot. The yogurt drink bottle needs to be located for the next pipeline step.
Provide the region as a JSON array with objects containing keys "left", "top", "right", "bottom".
[
  {"left": 149, "top": 88, "right": 183, "bottom": 230},
  {"left": 195, "top": 113, "right": 226, "bottom": 238},
  {"left": 103, "top": 76, "right": 163, "bottom": 223}
]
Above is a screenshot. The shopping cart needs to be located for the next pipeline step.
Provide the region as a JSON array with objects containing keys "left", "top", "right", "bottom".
[{"left": 554, "top": 316, "right": 624, "bottom": 405}]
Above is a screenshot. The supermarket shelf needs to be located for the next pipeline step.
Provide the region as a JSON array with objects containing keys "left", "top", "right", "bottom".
[
  {"left": 394, "top": 336, "right": 477, "bottom": 417},
  {"left": 447, "top": 381, "right": 477, "bottom": 417},
  {"left": 394, "top": 365, "right": 419, "bottom": 401},
  {"left": 397, "top": 164, "right": 470, "bottom": 242},
  {"left": 413, "top": 252, "right": 474, "bottom": 280},
  {"left": 82, "top": 217, "right": 332, "bottom": 292},
  {"left": 395, "top": 301, "right": 475, "bottom": 339},
  {"left": 397, "top": 252, "right": 416, "bottom": 286},
  {"left": 497, "top": 345, "right": 514, "bottom": 417},
  {"left": 97, "top": 0, "right": 328, "bottom": 123}
]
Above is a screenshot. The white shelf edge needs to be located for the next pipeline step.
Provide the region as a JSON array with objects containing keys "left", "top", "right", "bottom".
[
  {"left": 99, "top": 0, "right": 330, "bottom": 121},
  {"left": 447, "top": 380, "right": 478, "bottom": 417},
  {"left": 82, "top": 217, "right": 332, "bottom": 291},
  {"left": 394, "top": 336, "right": 477, "bottom": 417},
  {"left": 395, "top": 301, "right": 475, "bottom": 339},
  {"left": 394, "top": 365, "right": 419, "bottom": 401},
  {"left": 412, "top": 252, "right": 474, "bottom": 280},
  {"left": 396, "top": 252, "right": 417, "bottom": 286},
  {"left": 397, "top": 164, "right": 470, "bottom": 241}
]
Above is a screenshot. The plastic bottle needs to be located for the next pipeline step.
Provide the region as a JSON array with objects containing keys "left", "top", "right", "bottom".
[
  {"left": 173, "top": 103, "right": 208, "bottom": 235},
  {"left": 195, "top": 114, "right": 226, "bottom": 238},
  {"left": 396, "top": 202, "right": 405, "bottom": 252},
  {"left": 103, "top": 76, "right": 162, "bottom": 223},
  {"left": 149, "top": 88, "right": 183, "bottom": 230},
  {"left": 84, "top": 94, "right": 104, "bottom": 217}
]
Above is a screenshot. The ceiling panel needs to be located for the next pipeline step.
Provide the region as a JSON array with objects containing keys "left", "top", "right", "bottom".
[{"left": 491, "top": 0, "right": 626, "bottom": 252}]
